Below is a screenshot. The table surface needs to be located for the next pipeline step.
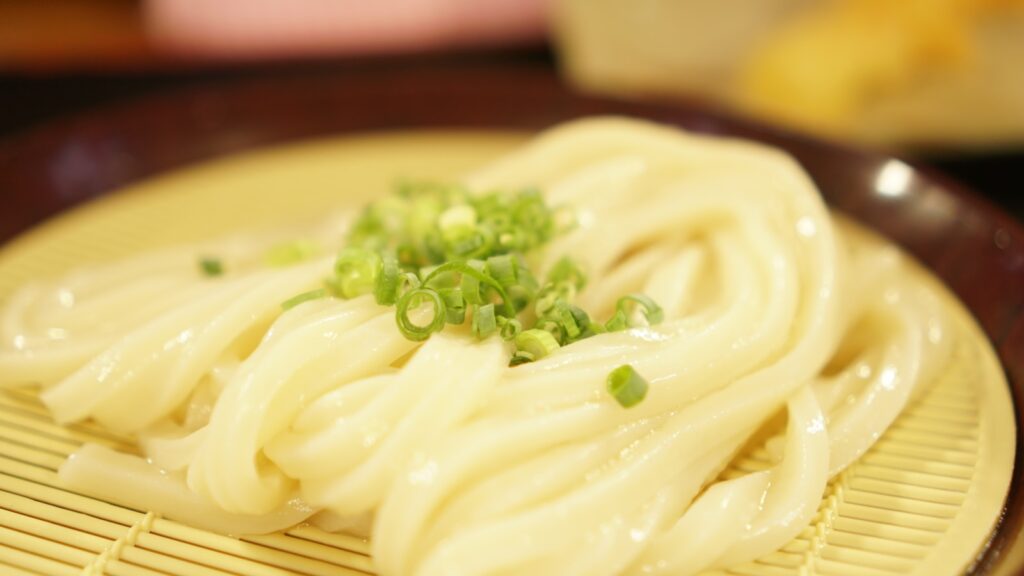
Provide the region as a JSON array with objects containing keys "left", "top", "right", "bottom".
[{"left": 1, "top": 51, "right": 1021, "bottom": 222}]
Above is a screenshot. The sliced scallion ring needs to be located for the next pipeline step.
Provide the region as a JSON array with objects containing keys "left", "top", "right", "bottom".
[
  {"left": 606, "top": 364, "right": 649, "bottom": 408},
  {"left": 396, "top": 288, "right": 447, "bottom": 341}
]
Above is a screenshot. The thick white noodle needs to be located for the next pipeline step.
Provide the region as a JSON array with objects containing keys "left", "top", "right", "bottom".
[{"left": 0, "top": 118, "right": 955, "bottom": 576}]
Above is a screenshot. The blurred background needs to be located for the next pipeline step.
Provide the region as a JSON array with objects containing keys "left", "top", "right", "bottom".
[{"left": 1, "top": 0, "right": 1022, "bottom": 217}]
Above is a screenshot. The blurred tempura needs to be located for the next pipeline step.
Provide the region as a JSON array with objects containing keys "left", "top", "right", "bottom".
[{"left": 556, "top": 0, "right": 1024, "bottom": 149}]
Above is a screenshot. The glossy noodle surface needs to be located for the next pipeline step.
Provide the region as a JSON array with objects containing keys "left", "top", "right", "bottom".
[{"left": 0, "top": 119, "right": 1012, "bottom": 576}]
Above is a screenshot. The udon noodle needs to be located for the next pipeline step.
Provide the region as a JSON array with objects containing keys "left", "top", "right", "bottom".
[{"left": 0, "top": 118, "right": 958, "bottom": 575}]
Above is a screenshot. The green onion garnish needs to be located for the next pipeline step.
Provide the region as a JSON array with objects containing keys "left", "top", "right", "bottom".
[
  {"left": 374, "top": 254, "right": 402, "bottom": 305},
  {"left": 281, "top": 288, "right": 327, "bottom": 310},
  {"left": 438, "top": 287, "right": 467, "bottom": 325},
  {"left": 548, "top": 256, "right": 587, "bottom": 291},
  {"left": 199, "top": 257, "right": 224, "bottom": 277},
  {"left": 605, "top": 294, "right": 665, "bottom": 332},
  {"left": 460, "top": 260, "right": 486, "bottom": 305},
  {"left": 333, "top": 247, "right": 380, "bottom": 298},
  {"left": 396, "top": 287, "right": 447, "bottom": 341},
  {"left": 264, "top": 240, "right": 319, "bottom": 267},
  {"left": 486, "top": 254, "right": 517, "bottom": 288},
  {"left": 616, "top": 293, "right": 665, "bottom": 326},
  {"left": 509, "top": 351, "right": 535, "bottom": 366},
  {"left": 514, "top": 329, "right": 560, "bottom": 363},
  {"left": 421, "top": 260, "right": 515, "bottom": 318},
  {"left": 472, "top": 303, "right": 497, "bottom": 339},
  {"left": 498, "top": 316, "right": 522, "bottom": 341},
  {"left": 299, "top": 181, "right": 665, "bottom": 367},
  {"left": 439, "top": 204, "right": 477, "bottom": 241},
  {"left": 606, "top": 364, "right": 649, "bottom": 408}
]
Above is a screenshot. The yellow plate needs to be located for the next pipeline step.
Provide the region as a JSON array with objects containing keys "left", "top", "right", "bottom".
[{"left": 0, "top": 131, "right": 1015, "bottom": 576}]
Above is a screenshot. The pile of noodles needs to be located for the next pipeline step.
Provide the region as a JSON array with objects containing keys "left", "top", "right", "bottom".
[{"left": 0, "top": 118, "right": 952, "bottom": 576}]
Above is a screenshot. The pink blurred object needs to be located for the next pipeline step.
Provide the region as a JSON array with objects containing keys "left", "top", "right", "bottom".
[{"left": 145, "top": 0, "right": 550, "bottom": 59}]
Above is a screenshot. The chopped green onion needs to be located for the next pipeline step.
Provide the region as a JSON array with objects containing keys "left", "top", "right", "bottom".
[
  {"left": 497, "top": 316, "right": 522, "bottom": 340},
  {"left": 396, "top": 288, "right": 447, "bottom": 341},
  {"left": 438, "top": 288, "right": 467, "bottom": 325},
  {"left": 448, "top": 229, "right": 493, "bottom": 259},
  {"left": 486, "top": 254, "right": 517, "bottom": 288},
  {"left": 396, "top": 243, "right": 418, "bottom": 267},
  {"left": 416, "top": 265, "right": 448, "bottom": 285},
  {"left": 604, "top": 310, "right": 628, "bottom": 332},
  {"left": 534, "top": 290, "right": 559, "bottom": 317},
  {"left": 402, "top": 272, "right": 422, "bottom": 291},
  {"left": 422, "top": 261, "right": 515, "bottom": 318},
  {"left": 616, "top": 293, "right": 664, "bottom": 326},
  {"left": 606, "top": 364, "right": 649, "bottom": 408},
  {"left": 605, "top": 293, "right": 664, "bottom": 332},
  {"left": 264, "top": 240, "right": 319, "bottom": 267},
  {"left": 439, "top": 204, "right": 477, "bottom": 241},
  {"left": 506, "top": 285, "right": 534, "bottom": 313},
  {"left": 536, "top": 318, "right": 561, "bottom": 337},
  {"left": 323, "top": 181, "right": 663, "bottom": 362},
  {"left": 548, "top": 256, "right": 587, "bottom": 290},
  {"left": 472, "top": 303, "right": 497, "bottom": 339},
  {"left": 334, "top": 248, "right": 381, "bottom": 298},
  {"left": 568, "top": 305, "right": 593, "bottom": 336},
  {"left": 439, "top": 204, "right": 495, "bottom": 259},
  {"left": 460, "top": 259, "right": 486, "bottom": 305},
  {"left": 513, "top": 329, "right": 560, "bottom": 363},
  {"left": 199, "top": 257, "right": 223, "bottom": 277},
  {"left": 374, "top": 254, "right": 401, "bottom": 305},
  {"left": 509, "top": 351, "right": 535, "bottom": 366},
  {"left": 323, "top": 276, "right": 341, "bottom": 295},
  {"left": 515, "top": 257, "right": 539, "bottom": 291},
  {"left": 281, "top": 288, "right": 327, "bottom": 310},
  {"left": 555, "top": 302, "right": 583, "bottom": 341},
  {"left": 488, "top": 254, "right": 535, "bottom": 312}
]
